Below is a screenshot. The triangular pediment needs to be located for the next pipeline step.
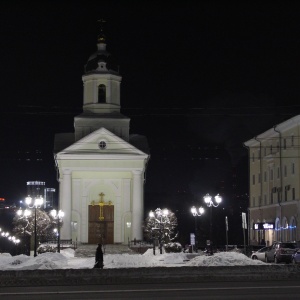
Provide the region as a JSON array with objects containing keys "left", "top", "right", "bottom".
[{"left": 56, "top": 127, "right": 148, "bottom": 159}]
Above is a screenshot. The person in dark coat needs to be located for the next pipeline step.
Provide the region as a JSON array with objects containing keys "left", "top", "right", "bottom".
[{"left": 93, "top": 243, "right": 104, "bottom": 269}]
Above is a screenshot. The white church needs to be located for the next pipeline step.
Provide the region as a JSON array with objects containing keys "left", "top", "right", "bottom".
[{"left": 54, "top": 27, "right": 149, "bottom": 245}]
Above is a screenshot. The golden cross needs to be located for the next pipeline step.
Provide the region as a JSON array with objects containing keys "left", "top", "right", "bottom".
[
  {"left": 98, "top": 192, "right": 105, "bottom": 220},
  {"left": 99, "top": 192, "right": 105, "bottom": 202}
]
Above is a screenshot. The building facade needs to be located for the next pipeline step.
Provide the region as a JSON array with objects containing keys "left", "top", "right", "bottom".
[
  {"left": 244, "top": 115, "right": 300, "bottom": 246},
  {"left": 54, "top": 28, "right": 149, "bottom": 245}
]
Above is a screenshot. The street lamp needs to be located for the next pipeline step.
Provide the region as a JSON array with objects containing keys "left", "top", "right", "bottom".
[
  {"left": 50, "top": 209, "right": 64, "bottom": 253},
  {"left": 149, "top": 208, "right": 169, "bottom": 254},
  {"left": 190, "top": 206, "right": 205, "bottom": 252},
  {"left": 203, "top": 193, "right": 222, "bottom": 255},
  {"left": 25, "top": 195, "right": 43, "bottom": 257}
]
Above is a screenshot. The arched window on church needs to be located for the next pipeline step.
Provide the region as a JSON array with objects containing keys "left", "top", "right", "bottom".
[{"left": 98, "top": 84, "right": 106, "bottom": 103}]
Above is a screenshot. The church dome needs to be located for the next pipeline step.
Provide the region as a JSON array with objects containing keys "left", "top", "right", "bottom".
[{"left": 84, "top": 28, "right": 119, "bottom": 75}]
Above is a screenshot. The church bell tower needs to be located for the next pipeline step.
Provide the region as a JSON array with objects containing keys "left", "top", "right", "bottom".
[{"left": 74, "top": 20, "right": 130, "bottom": 142}]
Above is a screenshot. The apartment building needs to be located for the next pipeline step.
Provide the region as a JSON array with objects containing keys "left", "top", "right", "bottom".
[{"left": 244, "top": 115, "right": 300, "bottom": 246}]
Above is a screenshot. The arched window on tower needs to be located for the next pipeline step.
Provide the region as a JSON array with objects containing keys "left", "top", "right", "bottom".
[{"left": 98, "top": 84, "right": 106, "bottom": 103}]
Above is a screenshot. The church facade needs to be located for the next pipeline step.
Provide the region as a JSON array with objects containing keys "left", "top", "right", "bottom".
[{"left": 54, "top": 28, "right": 149, "bottom": 245}]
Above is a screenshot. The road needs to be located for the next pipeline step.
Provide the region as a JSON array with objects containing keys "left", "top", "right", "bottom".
[{"left": 1, "top": 280, "right": 300, "bottom": 299}]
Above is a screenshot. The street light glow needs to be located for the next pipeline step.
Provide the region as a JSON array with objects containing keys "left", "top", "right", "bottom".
[
  {"left": 191, "top": 206, "right": 205, "bottom": 216},
  {"left": 203, "top": 193, "right": 222, "bottom": 207}
]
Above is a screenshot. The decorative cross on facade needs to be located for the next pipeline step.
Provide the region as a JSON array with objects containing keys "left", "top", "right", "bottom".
[
  {"left": 91, "top": 192, "right": 112, "bottom": 221},
  {"left": 98, "top": 192, "right": 105, "bottom": 221},
  {"left": 99, "top": 192, "right": 105, "bottom": 202}
]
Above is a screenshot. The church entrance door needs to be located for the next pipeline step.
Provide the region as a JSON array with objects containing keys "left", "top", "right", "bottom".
[{"left": 88, "top": 194, "right": 114, "bottom": 244}]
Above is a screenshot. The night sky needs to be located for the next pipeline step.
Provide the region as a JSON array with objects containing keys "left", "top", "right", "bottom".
[{"left": 1, "top": 1, "right": 300, "bottom": 245}]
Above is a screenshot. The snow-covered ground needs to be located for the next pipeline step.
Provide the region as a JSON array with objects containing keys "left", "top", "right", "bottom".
[{"left": 0, "top": 248, "right": 266, "bottom": 271}]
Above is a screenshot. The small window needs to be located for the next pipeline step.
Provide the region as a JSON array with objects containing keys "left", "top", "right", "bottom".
[
  {"left": 270, "top": 192, "right": 273, "bottom": 204},
  {"left": 291, "top": 135, "right": 294, "bottom": 147},
  {"left": 284, "top": 189, "right": 288, "bottom": 202},
  {"left": 98, "top": 84, "right": 106, "bottom": 103},
  {"left": 264, "top": 171, "right": 267, "bottom": 182},
  {"left": 98, "top": 141, "right": 107, "bottom": 150},
  {"left": 258, "top": 173, "right": 261, "bottom": 183},
  {"left": 284, "top": 165, "right": 287, "bottom": 177},
  {"left": 252, "top": 174, "right": 255, "bottom": 185},
  {"left": 292, "top": 162, "right": 295, "bottom": 175}
]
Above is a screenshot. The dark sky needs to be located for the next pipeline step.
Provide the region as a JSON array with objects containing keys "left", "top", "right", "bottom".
[{"left": 1, "top": 1, "right": 300, "bottom": 243}]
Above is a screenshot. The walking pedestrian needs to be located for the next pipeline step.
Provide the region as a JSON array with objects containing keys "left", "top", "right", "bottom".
[{"left": 93, "top": 243, "right": 104, "bottom": 269}]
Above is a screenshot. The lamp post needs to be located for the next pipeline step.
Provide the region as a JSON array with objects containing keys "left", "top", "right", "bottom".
[
  {"left": 149, "top": 208, "right": 169, "bottom": 254},
  {"left": 203, "top": 193, "right": 222, "bottom": 255},
  {"left": 50, "top": 209, "right": 64, "bottom": 253},
  {"left": 190, "top": 206, "right": 205, "bottom": 252},
  {"left": 25, "top": 195, "right": 43, "bottom": 257}
]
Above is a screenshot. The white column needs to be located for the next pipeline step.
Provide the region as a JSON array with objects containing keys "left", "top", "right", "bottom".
[
  {"left": 131, "top": 170, "right": 143, "bottom": 240},
  {"left": 60, "top": 169, "right": 72, "bottom": 240},
  {"left": 106, "top": 80, "right": 111, "bottom": 104},
  {"left": 93, "top": 79, "right": 98, "bottom": 103}
]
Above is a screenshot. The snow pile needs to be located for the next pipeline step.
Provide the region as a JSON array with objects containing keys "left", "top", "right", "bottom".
[
  {"left": 186, "top": 252, "right": 266, "bottom": 267},
  {"left": 0, "top": 249, "right": 266, "bottom": 271},
  {"left": 0, "top": 252, "right": 68, "bottom": 270}
]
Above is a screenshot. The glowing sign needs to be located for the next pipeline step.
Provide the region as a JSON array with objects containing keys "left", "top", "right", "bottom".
[
  {"left": 263, "top": 223, "right": 274, "bottom": 229},
  {"left": 253, "top": 222, "right": 275, "bottom": 230}
]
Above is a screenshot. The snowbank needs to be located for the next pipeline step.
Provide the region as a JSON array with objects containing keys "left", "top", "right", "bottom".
[{"left": 0, "top": 249, "right": 266, "bottom": 271}]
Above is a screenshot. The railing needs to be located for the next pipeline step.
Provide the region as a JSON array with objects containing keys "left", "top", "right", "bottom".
[
  {"left": 45, "top": 239, "right": 77, "bottom": 250},
  {"left": 128, "top": 239, "right": 152, "bottom": 254}
]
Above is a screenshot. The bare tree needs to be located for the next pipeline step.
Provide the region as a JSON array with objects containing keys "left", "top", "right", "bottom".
[
  {"left": 144, "top": 208, "right": 178, "bottom": 244},
  {"left": 12, "top": 209, "right": 57, "bottom": 244}
]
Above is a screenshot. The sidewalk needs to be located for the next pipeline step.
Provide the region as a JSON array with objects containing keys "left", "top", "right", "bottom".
[{"left": 74, "top": 244, "right": 138, "bottom": 257}]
